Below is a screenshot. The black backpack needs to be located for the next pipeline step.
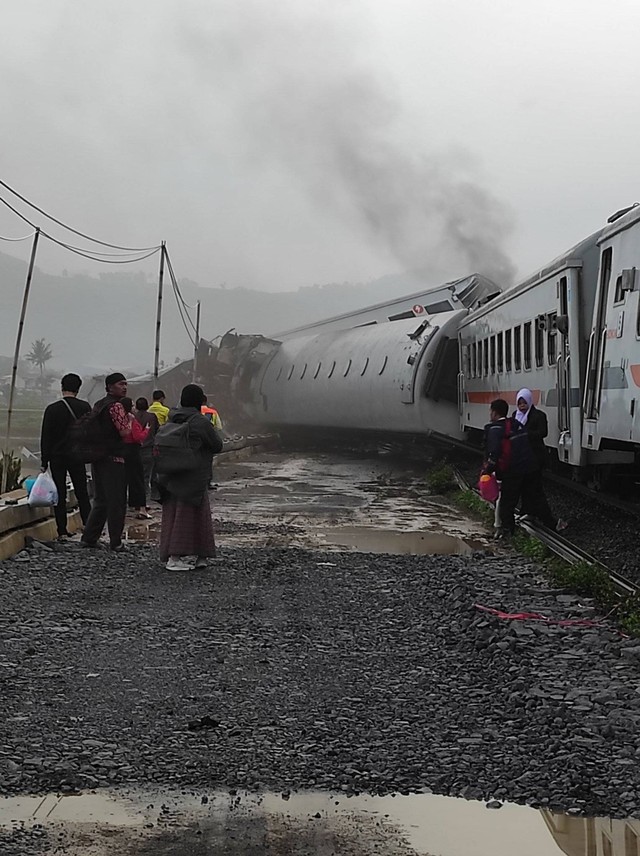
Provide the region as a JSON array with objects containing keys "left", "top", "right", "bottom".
[
  {"left": 68, "top": 402, "right": 122, "bottom": 464},
  {"left": 152, "top": 415, "right": 200, "bottom": 475}
]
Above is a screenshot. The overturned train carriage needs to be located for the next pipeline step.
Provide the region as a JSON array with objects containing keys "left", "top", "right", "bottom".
[{"left": 242, "top": 309, "right": 468, "bottom": 441}]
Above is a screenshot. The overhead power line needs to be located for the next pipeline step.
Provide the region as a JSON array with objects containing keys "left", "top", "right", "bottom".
[
  {"left": 0, "top": 177, "right": 160, "bottom": 252},
  {"left": 0, "top": 230, "right": 36, "bottom": 242}
]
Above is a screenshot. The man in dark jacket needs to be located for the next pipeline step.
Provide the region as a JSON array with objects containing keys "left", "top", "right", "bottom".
[
  {"left": 483, "top": 398, "right": 539, "bottom": 538},
  {"left": 80, "top": 372, "right": 131, "bottom": 552},
  {"left": 40, "top": 373, "right": 91, "bottom": 539}
]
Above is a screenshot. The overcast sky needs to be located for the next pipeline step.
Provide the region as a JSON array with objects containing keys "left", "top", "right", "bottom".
[{"left": 1, "top": 0, "right": 639, "bottom": 292}]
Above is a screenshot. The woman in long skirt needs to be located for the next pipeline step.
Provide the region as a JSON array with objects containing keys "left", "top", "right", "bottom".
[{"left": 157, "top": 384, "right": 224, "bottom": 571}]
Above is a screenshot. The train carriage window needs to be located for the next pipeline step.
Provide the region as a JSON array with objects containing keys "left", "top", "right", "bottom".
[
  {"left": 490, "top": 335, "right": 496, "bottom": 375},
  {"left": 514, "top": 326, "right": 522, "bottom": 371},
  {"left": 505, "top": 329, "right": 512, "bottom": 372},
  {"left": 483, "top": 339, "right": 489, "bottom": 376},
  {"left": 287, "top": 364, "right": 295, "bottom": 380},
  {"left": 300, "top": 363, "right": 307, "bottom": 379},
  {"left": 534, "top": 319, "right": 544, "bottom": 368},
  {"left": 497, "top": 332, "right": 504, "bottom": 373},
  {"left": 343, "top": 359, "right": 352, "bottom": 377},
  {"left": 547, "top": 313, "right": 557, "bottom": 365},
  {"left": 523, "top": 322, "right": 532, "bottom": 370},
  {"left": 378, "top": 355, "right": 388, "bottom": 375},
  {"left": 614, "top": 274, "right": 625, "bottom": 304},
  {"left": 360, "top": 357, "right": 369, "bottom": 376},
  {"left": 313, "top": 362, "right": 322, "bottom": 378},
  {"left": 327, "top": 360, "right": 336, "bottom": 378}
]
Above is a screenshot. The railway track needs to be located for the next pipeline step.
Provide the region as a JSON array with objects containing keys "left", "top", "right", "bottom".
[{"left": 452, "top": 467, "right": 639, "bottom": 599}]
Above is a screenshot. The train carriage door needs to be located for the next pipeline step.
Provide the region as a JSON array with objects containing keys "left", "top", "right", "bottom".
[
  {"left": 556, "top": 277, "right": 570, "bottom": 433},
  {"left": 584, "top": 247, "right": 613, "bottom": 419}
]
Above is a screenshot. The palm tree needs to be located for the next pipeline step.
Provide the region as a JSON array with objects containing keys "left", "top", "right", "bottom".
[{"left": 26, "top": 338, "right": 53, "bottom": 394}]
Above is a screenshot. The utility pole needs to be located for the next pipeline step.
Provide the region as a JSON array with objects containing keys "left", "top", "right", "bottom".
[
  {"left": 192, "top": 300, "right": 201, "bottom": 383},
  {"left": 2, "top": 227, "right": 40, "bottom": 495},
  {"left": 153, "top": 241, "right": 165, "bottom": 380}
]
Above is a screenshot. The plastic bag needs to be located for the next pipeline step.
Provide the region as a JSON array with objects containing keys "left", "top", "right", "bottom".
[
  {"left": 478, "top": 472, "right": 499, "bottom": 503},
  {"left": 27, "top": 470, "right": 58, "bottom": 507}
]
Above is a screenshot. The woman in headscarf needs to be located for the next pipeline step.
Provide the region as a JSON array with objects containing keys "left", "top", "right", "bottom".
[
  {"left": 513, "top": 388, "right": 567, "bottom": 532},
  {"left": 157, "top": 384, "right": 224, "bottom": 571}
]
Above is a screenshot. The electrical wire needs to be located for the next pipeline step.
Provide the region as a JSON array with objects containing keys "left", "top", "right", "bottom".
[
  {"left": 165, "top": 248, "right": 199, "bottom": 338},
  {"left": 0, "top": 194, "right": 161, "bottom": 264},
  {"left": 0, "top": 177, "right": 160, "bottom": 252},
  {"left": 165, "top": 249, "right": 199, "bottom": 315},
  {"left": 0, "top": 230, "right": 36, "bottom": 242}
]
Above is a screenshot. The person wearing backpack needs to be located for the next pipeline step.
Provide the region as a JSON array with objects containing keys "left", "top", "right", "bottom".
[
  {"left": 80, "top": 372, "right": 132, "bottom": 552},
  {"left": 482, "top": 398, "right": 538, "bottom": 539},
  {"left": 40, "top": 373, "right": 91, "bottom": 540},
  {"left": 155, "top": 384, "right": 223, "bottom": 571}
]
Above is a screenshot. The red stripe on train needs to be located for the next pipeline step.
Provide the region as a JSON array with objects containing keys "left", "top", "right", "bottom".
[{"left": 466, "top": 390, "right": 541, "bottom": 405}]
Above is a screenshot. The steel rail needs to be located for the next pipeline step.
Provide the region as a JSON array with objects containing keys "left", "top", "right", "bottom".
[{"left": 451, "top": 467, "right": 638, "bottom": 599}]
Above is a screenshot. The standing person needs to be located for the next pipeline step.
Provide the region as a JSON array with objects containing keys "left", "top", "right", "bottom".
[
  {"left": 512, "top": 387, "right": 567, "bottom": 531},
  {"left": 121, "top": 397, "right": 150, "bottom": 519},
  {"left": 201, "top": 395, "right": 224, "bottom": 489},
  {"left": 148, "top": 390, "right": 169, "bottom": 426},
  {"left": 134, "top": 397, "right": 159, "bottom": 506},
  {"left": 40, "top": 373, "right": 91, "bottom": 540},
  {"left": 80, "top": 373, "right": 131, "bottom": 551},
  {"left": 157, "top": 384, "right": 223, "bottom": 571}
]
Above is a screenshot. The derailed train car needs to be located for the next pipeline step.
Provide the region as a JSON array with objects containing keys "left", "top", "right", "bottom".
[{"left": 220, "top": 202, "right": 640, "bottom": 484}]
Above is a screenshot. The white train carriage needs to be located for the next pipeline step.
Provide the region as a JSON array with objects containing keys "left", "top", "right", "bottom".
[
  {"left": 458, "top": 231, "right": 602, "bottom": 469},
  {"left": 247, "top": 309, "right": 466, "bottom": 440},
  {"left": 582, "top": 204, "right": 640, "bottom": 459},
  {"left": 459, "top": 203, "right": 640, "bottom": 476}
]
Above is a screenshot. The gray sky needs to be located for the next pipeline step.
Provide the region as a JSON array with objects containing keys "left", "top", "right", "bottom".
[{"left": 1, "top": 0, "right": 639, "bottom": 292}]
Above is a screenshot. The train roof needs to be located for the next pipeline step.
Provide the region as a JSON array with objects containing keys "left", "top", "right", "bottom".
[
  {"left": 273, "top": 273, "right": 500, "bottom": 339},
  {"left": 598, "top": 202, "right": 640, "bottom": 243},
  {"left": 459, "top": 229, "right": 602, "bottom": 327}
]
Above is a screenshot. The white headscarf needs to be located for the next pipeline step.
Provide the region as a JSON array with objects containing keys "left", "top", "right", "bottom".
[{"left": 515, "top": 388, "right": 533, "bottom": 425}]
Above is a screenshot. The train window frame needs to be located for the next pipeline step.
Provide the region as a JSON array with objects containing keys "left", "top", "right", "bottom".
[
  {"left": 300, "top": 363, "right": 307, "bottom": 379},
  {"left": 343, "top": 359, "right": 352, "bottom": 377},
  {"left": 523, "top": 322, "right": 532, "bottom": 371},
  {"left": 483, "top": 338, "right": 489, "bottom": 376},
  {"left": 497, "top": 331, "right": 504, "bottom": 373},
  {"left": 534, "top": 319, "right": 544, "bottom": 368},
  {"left": 504, "top": 329, "right": 512, "bottom": 372},
  {"left": 547, "top": 313, "right": 557, "bottom": 366},
  {"left": 490, "top": 335, "right": 496, "bottom": 374},
  {"left": 327, "top": 360, "right": 336, "bottom": 378},
  {"left": 514, "top": 325, "right": 522, "bottom": 371},
  {"left": 613, "top": 274, "right": 625, "bottom": 305},
  {"left": 287, "top": 364, "right": 295, "bottom": 380},
  {"left": 313, "top": 362, "right": 321, "bottom": 378},
  {"left": 360, "top": 357, "right": 369, "bottom": 376},
  {"left": 378, "top": 355, "right": 388, "bottom": 375}
]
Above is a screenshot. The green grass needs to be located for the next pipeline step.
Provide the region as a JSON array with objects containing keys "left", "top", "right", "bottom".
[
  {"left": 453, "top": 488, "right": 495, "bottom": 525},
  {"left": 425, "top": 463, "right": 456, "bottom": 494}
]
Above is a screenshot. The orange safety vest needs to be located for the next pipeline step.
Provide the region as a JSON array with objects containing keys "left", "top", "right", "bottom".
[{"left": 201, "top": 406, "right": 222, "bottom": 429}]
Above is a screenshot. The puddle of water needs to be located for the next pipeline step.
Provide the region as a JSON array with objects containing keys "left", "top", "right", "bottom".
[
  {"left": 318, "top": 526, "right": 485, "bottom": 556},
  {"left": 0, "top": 788, "right": 636, "bottom": 856}
]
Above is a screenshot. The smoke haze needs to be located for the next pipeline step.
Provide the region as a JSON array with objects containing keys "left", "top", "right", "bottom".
[{"left": 0, "top": 0, "right": 515, "bottom": 293}]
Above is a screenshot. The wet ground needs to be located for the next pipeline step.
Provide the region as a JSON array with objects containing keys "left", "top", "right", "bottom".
[
  {"left": 3, "top": 449, "right": 640, "bottom": 854},
  {"left": 126, "top": 451, "right": 489, "bottom": 554},
  {"left": 1, "top": 786, "right": 633, "bottom": 855}
]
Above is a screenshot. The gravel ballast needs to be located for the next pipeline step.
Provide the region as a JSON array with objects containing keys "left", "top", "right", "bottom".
[{"left": 1, "top": 541, "right": 639, "bottom": 818}]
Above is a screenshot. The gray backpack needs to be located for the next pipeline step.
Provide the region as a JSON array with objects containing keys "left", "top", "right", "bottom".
[{"left": 152, "top": 415, "right": 199, "bottom": 475}]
